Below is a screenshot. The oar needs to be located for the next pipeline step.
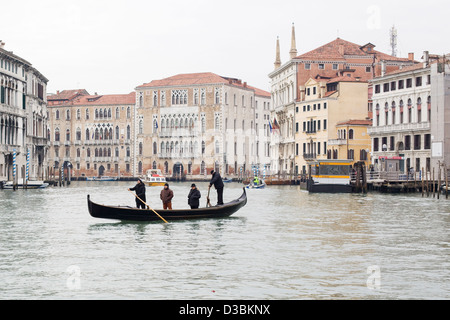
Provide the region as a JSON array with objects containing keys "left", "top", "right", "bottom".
[
  {"left": 206, "top": 185, "right": 212, "bottom": 208},
  {"left": 129, "top": 190, "right": 168, "bottom": 223}
]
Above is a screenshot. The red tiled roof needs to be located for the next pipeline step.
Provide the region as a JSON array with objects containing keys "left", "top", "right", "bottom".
[
  {"left": 137, "top": 72, "right": 270, "bottom": 97},
  {"left": 72, "top": 92, "right": 136, "bottom": 105},
  {"left": 296, "top": 38, "right": 411, "bottom": 62},
  {"left": 382, "top": 63, "right": 427, "bottom": 77},
  {"left": 47, "top": 89, "right": 90, "bottom": 101},
  {"left": 337, "top": 119, "right": 373, "bottom": 126},
  {"left": 137, "top": 72, "right": 229, "bottom": 88}
]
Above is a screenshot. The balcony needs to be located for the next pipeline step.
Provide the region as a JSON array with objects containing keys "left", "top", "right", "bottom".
[
  {"left": 53, "top": 141, "right": 60, "bottom": 146},
  {"left": 303, "top": 153, "right": 317, "bottom": 160},
  {"left": 328, "top": 139, "right": 346, "bottom": 146},
  {"left": 64, "top": 141, "right": 71, "bottom": 146},
  {"left": 368, "top": 122, "right": 430, "bottom": 135}
]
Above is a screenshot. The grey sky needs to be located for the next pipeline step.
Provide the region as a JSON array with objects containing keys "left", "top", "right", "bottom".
[{"left": 1, "top": 0, "right": 449, "bottom": 95}]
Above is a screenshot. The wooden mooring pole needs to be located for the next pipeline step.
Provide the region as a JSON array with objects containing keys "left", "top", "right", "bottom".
[
  {"left": 421, "top": 167, "right": 425, "bottom": 197},
  {"left": 432, "top": 167, "right": 435, "bottom": 198},
  {"left": 446, "top": 164, "right": 449, "bottom": 199},
  {"left": 437, "top": 163, "right": 441, "bottom": 200}
]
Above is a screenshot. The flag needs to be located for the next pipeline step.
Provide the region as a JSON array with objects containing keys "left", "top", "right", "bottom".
[
  {"left": 155, "top": 120, "right": 158, "bottom": 129},
  {"left": 268, "top": 121, "right": 273, "bottom": 133},
  {"left": 273, "top": 118, "right": 280, "bottom": 130}
]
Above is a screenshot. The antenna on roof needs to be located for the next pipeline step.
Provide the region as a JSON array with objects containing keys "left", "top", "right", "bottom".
[{"left": 390, "top": 25, "right": 398, "bottom": 57}]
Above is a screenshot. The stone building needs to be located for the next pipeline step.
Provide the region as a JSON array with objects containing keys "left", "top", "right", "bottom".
[
  {"left": 368, "top": 56, "right": 432, "bottom": 173},
  {"left": 47, "top": 91, "right": 136, "bottom": 178},
  {"left": 134, "top": 72, "right": 271, "bottom": 179},
  {"left": 269, "top": 25, "right": 415, "bottom": 176},
  {"left": 0, "top": 41, "right": 49, "bottom": 182}
]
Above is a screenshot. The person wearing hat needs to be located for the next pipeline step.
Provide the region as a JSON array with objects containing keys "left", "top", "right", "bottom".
[
  {"left": 187, "top": 183, "right": 201, "bottom": 209},
  {"left": 128, "top": 179, "right": 146, "bottom": 209},
  {"left": 209, "top": 170, "right": 224, "bottom": 206},
  {"left": 160, "top": 183, "right": 174, "bottom": 210}
]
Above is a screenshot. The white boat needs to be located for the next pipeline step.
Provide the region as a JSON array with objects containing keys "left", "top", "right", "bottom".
[
  {"left": 143, "top": 169, "right": 167, "bottom": 186},
  {"left": 2, "top": 181, "right": 49, "bottom": 189}
]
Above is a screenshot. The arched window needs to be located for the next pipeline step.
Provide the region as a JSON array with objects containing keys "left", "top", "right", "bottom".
[
  {"left": 201, "top": 161, "right": 206, "bottom": 175},
  {"left": 85, "top": 109, "right": 89, "bottom": 120},
  {"left": 116, "top": 107, "right": 120, "bottom": 119},
  {"left": 87, "top": 148, "right": 91, "bottom": 157},
  {"left": 95, "top": 128, "right": 99, "bottom": 140},
  {"left": 215, "top": 91, "right": 220, "bottom": 104},
  {"left": 95, "top": 109, "right": 98, "bottom": 119},
  {"left": 126, "top": 107, "right": 131, "bottom": 119},
  {"left": 55, "top": 128, "right": 60, "bottom": 141},
  {"left": 115, "top": 147, "right": 119, "bottom": 157},
  {"left": 127, "top": 125, "right": 131, "bottom": 140},
  {"left": 115, "top": 126, "right": 119, "bottom": 140},
  {"left": 107, "top": 148, "right": 111, "bottom": 157},
  {"left": 66, "top": 109, "right": 70, "bottom": 120},
  {"left": 86, "top": 128, "right": 90, "bottom": 141},
  {"left": 66, "top": 129, "right": 70, "bottom": 141},
  {"left": 108, "top": 108, "right": 111, "bottom": 118},
  {"left": 76, "top": 109, "right": 81, "bottom": 120},
  {"left": 126, "top": 147, "right": 130, "bottom": 157},
  {"left": 348, "top": 129, "right": 354, "bottom": 140},
  {"left": 153, "top": 119, "right": 158, "bottom": 134},
  {"left": 201, "top": 92, "right": 206, "bottom": 105},
  {"left": 99, "top": 109, "right": 103, "bottom": 119},
  {"left": 201, "top": 141, "right": 206, "bottom": 154},
  {"left": 139, "top": 120, "right": 143, "bottom": 134},
  {"left": 215, "top": 116, "right": 220, "bottom": 130},
  {"left": 139, "top": 142, "right": 143, "bottom": 156},
  {"left": 201, "top": 117, "right": 206, "bottom": 133},
  {"left": 153, "top": 161, "right": 157, "bottom": 169},
  {"left": 76, "top": 128, "right": 81, "bottom": 140},
  {"left": 153, "top": 142, "right": 157, "bottom": 155},
  {"left": 138, "top": 161, "right": 143, "bottom": 174},
  {"left": 215, "top": 140, "right": 220, "bottom": 154},
  {"left": 76, "top": 148, "right": 81, "bottom": 157}
]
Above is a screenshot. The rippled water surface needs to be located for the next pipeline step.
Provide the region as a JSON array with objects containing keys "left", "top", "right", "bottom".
[{"left": 0, "top": 181, "right": 449, "bottom": 299}]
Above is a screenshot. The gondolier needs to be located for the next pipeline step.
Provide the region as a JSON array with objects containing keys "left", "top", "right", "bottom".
[
  {"left": 209, "top": 170, "right": 224, "bottom": 206},
  {"left": 128, "top": 179, "right": 146, "bottom": 209}
]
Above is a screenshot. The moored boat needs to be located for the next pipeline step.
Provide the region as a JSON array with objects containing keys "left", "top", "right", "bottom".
[
  {"left": 307, "top": 160, "right": 353, "bottom": 193},
  {"left": 246, "top": 180, "right": 266, "bottom": 189},
  {"left": 86, "top": 176, "right": 118, "bottom": 181},
  {"left": 143, "top": 169, "right": 167, "bottom": 186},
  {"left": 2, "top": 181, "right": 49, "bottom": 189},
  {"left": 87, "top": 188, "right": 247, "bottom": 222}
]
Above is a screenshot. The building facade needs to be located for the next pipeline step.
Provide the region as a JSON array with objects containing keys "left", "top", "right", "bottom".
[
  {"left": 135, "top": 72, "right": 271, "bottom": 179},
  {"left": 368, "top": 56, "right": 432, "bottom": 173},
  {"left": 269, "top": 26, "right": 415, "bottom": 176},
  {"left": 1, "top": 41, "right": 49, "bottom": 182},
  {"left": 47, "top": 91, "right": 136, "bottom": 178},
  {"left": 430, "top": 58, "right": 450, "bottom": 171},
  {"left": 295, "top": 77, "right": 370, "bottom": 173}
]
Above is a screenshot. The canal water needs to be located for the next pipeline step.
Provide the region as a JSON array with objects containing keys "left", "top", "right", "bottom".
[{"left": 0, "top": 181, "right": 449, "bottom": 300}]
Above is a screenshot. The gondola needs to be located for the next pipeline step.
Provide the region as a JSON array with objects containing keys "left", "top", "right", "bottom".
[{"left": 87, "top": 188, "right": 247, "bottom": 222}]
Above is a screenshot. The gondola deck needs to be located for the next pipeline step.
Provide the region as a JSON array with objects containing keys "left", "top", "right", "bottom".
[{"left": 88, "top": 188, "right": 247, "bottom": 222}]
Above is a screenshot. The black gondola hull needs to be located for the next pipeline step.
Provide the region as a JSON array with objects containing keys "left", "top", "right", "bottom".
[{"left": 88, "top": 188, "right": 247, "bottom": 222}]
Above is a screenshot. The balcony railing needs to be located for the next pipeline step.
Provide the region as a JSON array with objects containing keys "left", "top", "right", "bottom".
[
  {"left": 328, "top": 139, "right": 346, "bottom": 146},
  {"left": 303, "top": 153, "right": 317, "bottom": 160},
  {"left": 368, "top": 122, "right": 430, "bottom": 135}
]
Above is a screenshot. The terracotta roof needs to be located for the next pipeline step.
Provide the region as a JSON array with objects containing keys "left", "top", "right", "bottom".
[
  {"left": 48, "top": 89, "right": 90, "bottom": 101},
  {"left": 296, "top": 38, "right": 411, "bottom": 62},
  {"left": 137, "top": 72, "right": 270, "bottom": 97},
  {"left": 382, "top": 63, "right": 428, "bottom": 77},
  {"left": 72, "top": 92, "right": 136, "bottom": 105},
  {"left": 327, "top": 75, "right": 368, "bottom": 83},
  {"left": 337, "top": 119, "right": 373, "bottom": 126},
  {"left": 137, "top": 72, "right": 229, "bottom": 88}
]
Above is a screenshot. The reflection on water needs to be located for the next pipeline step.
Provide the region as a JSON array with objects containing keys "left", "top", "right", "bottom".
[{"left": 0, "top": 181, "right": 449, "bottom": 299}]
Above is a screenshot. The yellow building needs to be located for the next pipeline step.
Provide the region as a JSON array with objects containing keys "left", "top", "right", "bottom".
[
  {"left": 294, "top": 75, "right": 370, "bottom": 174},
  {"left": 328, "top": 119, "right": 372, "bottom": 168}
]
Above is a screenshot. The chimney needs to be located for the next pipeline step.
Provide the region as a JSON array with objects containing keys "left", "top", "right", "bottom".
[
  {"left": 423, "top": 51, "right": 430, "bottom": 67},
  {"left": 381, "top": 60, "right": 386, "bottom": 77},
  {"left": 0, "top": 40, "right": 5, "bottom": 49},
  {"left": 408, "top": 52, "right": 415, "bottom": 61},
  {"left": 338, "top": 44, "right": 345, "bottom": 56},
  {"left": 57, "top": 90, "right": 60, "bottom": 94},
  {"left": 243, "top": 82, "right": 247, "bottom": 88}
]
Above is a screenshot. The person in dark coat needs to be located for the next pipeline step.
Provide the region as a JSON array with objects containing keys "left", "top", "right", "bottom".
[
  {"left": 128, "top": 179, "right": 146, "bottom": 209},
  {"left": 160, "top": 183, "right": 174, "bottom": 210},
  {"left": 187, "top": 184, "right": 201, "bottom": 209},
  {"left": 209, "top": 170, "right": 224, "bottom": 205}
]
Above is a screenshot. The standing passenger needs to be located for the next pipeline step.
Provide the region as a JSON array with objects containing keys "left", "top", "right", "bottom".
[
  {"left": 160, "top": 183, "right": 174, "bottom": 210},
  {"left": 187, "top": 184, "right": 201, "bottom": 209}
]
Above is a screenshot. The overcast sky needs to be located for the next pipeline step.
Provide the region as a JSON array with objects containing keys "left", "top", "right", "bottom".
[{"left": 1, "top": 0, "right": 449, "bottom": 95}]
